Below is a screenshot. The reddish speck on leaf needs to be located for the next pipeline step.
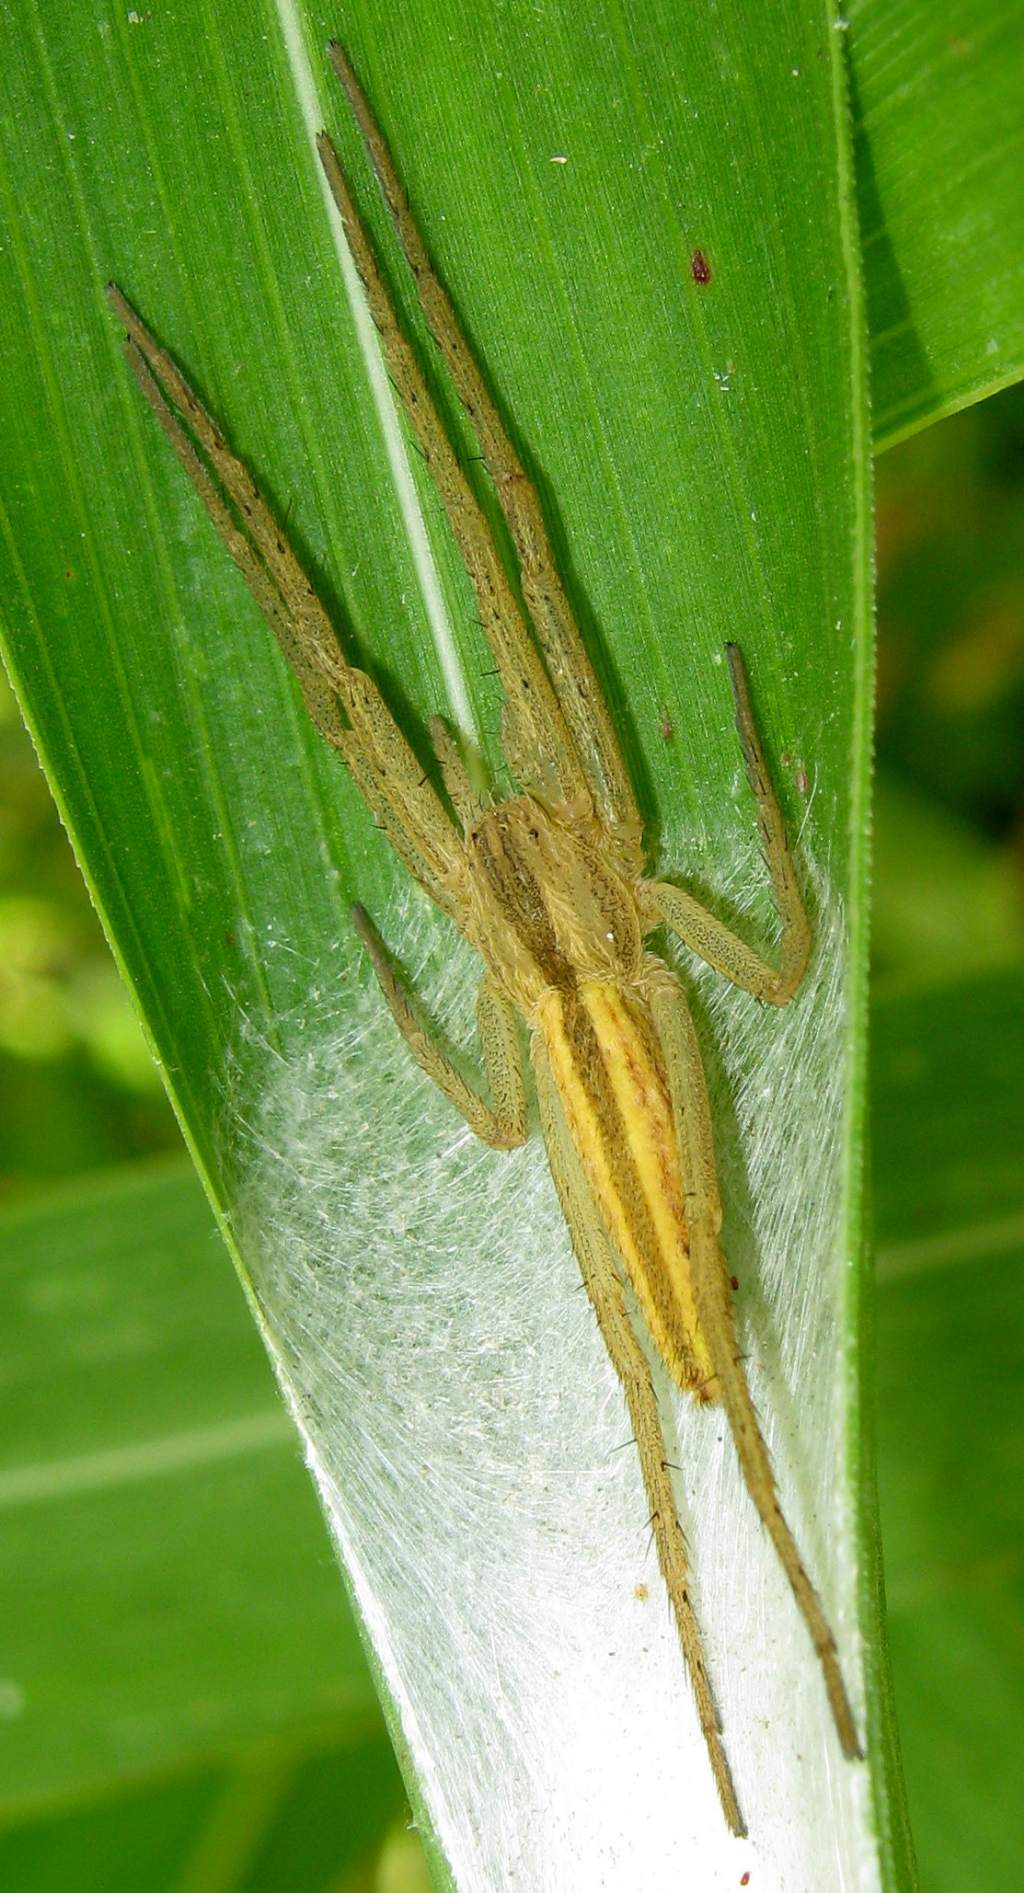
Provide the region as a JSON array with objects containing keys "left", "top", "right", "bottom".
[
  {"left": 730, "top": 1275, "right": 739, "bottom": 1292},
  {"left": 691, "top": 247, "right": 712, "bottom": 285}
]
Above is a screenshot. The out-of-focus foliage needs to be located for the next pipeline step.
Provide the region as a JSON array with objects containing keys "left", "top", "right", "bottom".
[
  {"left": 873, "top": 383, "right": 1024, "bottom": 982},
  {"left": 0, "top": 1738, "right": 425, "bottom": 1893},
  {"left": 851, "top": 0, "right": 1024, "bottom": 448},
  {"left": 877, "top": 384, "right": 1024, "bottom": 840},
  {"left": 0, "top": 671, "right": 177, "bottom": 1187},
  {"left": 874, "top": 963, "right": 1024, "bottom": 1893}
]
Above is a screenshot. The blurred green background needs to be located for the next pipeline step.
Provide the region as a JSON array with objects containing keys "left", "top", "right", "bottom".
[{"left": 2, "top": 381, "right": 1022, "bottom": 1889}]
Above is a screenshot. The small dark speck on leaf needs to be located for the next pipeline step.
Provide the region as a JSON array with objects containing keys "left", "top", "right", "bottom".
[{"left": 690, "top": 248, "right": 712, "bottom": 285}]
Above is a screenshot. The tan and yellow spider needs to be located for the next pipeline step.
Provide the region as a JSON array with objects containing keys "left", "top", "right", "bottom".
[{"left": 108, "top": 42, "right": 861, "bottom": 1837}]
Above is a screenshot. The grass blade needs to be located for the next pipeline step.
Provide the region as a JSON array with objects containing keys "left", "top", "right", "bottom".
[{"left": 0, "top": 3, "right": 895, "bottom": 1882}]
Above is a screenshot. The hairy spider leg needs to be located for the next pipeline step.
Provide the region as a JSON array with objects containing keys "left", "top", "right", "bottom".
[
  {"left": 427, "top": 714, "right": 486, "bottom": 828},
  {"left": 327, "top": 41, "right": 642, "bottom": 861},
  {"left": 650, "top": 977, "right": 862, "bottom": 1762},
  {"left": 106, "top": 285, "right": 462, "bottom": 918},
  {"left": 108, "top": 284, "right": 533, "bottom": 1145},
  {"left": 533, "top": 1040, "right": 746, "bottom": 1835},
  {"left": 645, "top": 645, "right": 812, "bottom": 1003},
  {"left": 315, "top": 132, "right": 591, "bottom": 821},
  {"left": 353, "top": 905, "right": 527, "bottom": 1150}
]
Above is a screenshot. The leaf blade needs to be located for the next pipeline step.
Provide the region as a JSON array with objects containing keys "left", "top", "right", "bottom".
[
  {"left": 0, "top": 2, "right": 893, "bottom": 1883},
  {"left": 850, "top": 0, "right": 1024, "bottom": 448}
]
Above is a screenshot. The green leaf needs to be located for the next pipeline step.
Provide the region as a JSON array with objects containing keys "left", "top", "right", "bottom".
[
  {"left": 0, "top": 1160, "right": 375, "bottom": 1813},
  {"left": 0, "top": 1, "right": 891, "bottom": 1883},
  {"left": 0, "top": 1741, "right": 412, "bottom": 1893},
  {"left": 872, "top": 770, "right": 1024, "bottom": 981},
  {"left": 874, "top": 964, "right": 1024, "bottom": 1893},
  {"left": 849, "top": 0, "right": 1024, "bottom": 449}
]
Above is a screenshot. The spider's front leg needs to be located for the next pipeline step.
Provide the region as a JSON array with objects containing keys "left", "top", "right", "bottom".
[
  {"left": 323, "top": 47, "right": 644, "bottom": 864},
  {"left": 353, "top": 906, "right": 528, "bottom": 1151},
  {"left": 106, "top": 285, "right": 467, "bottom": 924},
  {"left": 315, "top": 129, "right": 587, "bottom": 823}
]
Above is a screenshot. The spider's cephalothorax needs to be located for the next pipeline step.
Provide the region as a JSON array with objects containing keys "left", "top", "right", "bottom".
[
  {"left": 465, "top": 796, "right": 646, "bottom": 1009},
  {"left": 107, "top": 39, "right": 861, "bottom": 1838}
]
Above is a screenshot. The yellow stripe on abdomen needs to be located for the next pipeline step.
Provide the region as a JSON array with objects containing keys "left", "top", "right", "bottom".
[{"left": 538, "top": 981, "right": 715, "bottom": 1398}]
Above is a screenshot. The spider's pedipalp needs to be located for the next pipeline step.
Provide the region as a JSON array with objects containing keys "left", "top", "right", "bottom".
[{"left": 428, "top": 715, "right": 486, "bottom": 830}]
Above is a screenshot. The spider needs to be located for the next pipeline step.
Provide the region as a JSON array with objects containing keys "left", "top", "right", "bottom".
[{"left": 107, "top": 40, "right": 861, "bottom": 1836}]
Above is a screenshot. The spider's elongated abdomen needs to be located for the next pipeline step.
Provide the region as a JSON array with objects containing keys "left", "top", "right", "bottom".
[{"left": 537, "top": 977, "right": 717, "bottom": 1402}]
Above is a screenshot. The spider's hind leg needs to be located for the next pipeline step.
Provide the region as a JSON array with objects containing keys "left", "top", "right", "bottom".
[
  {"left": 532, "top": 1038, "right": 745, "bottom": 1836},
  {"left": 650, "top": 975, "right": 862, "bottom": 1763}
]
